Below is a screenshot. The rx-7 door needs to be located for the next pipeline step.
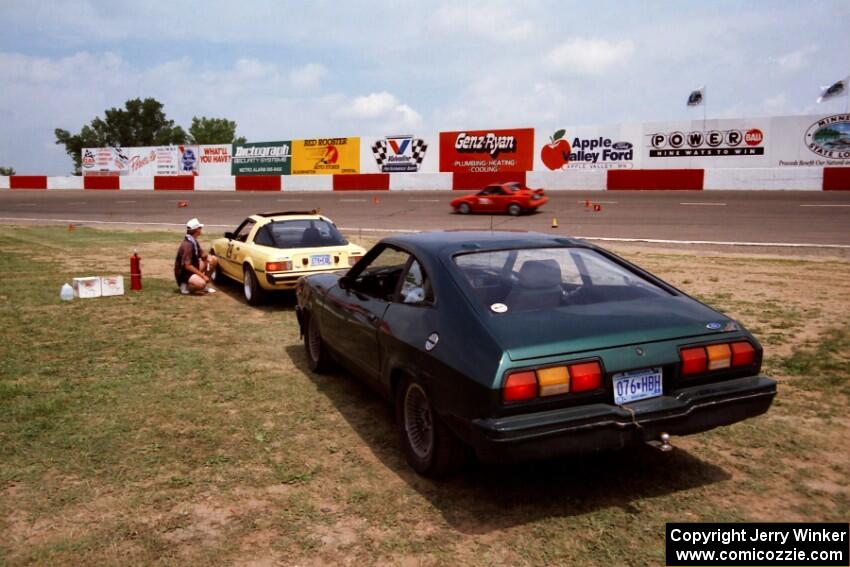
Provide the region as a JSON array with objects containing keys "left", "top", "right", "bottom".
[
  {"left": 221, "top": 218, "right": 256, "bottom": 279},
  {"left": 323, "top": 245, "right": 411, "bottom": 381}
]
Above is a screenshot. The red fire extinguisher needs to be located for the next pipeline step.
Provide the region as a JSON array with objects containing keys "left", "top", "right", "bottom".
[{"left": 130, "top": 251, "right": 142, "bottom": 291}]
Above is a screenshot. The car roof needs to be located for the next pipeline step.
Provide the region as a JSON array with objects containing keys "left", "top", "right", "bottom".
[
  {"left": 381, "top": 230, "right": 587, "bottom": 257},
  {"left": 248, "top": 211, "right": 331, "bottom": 224}
]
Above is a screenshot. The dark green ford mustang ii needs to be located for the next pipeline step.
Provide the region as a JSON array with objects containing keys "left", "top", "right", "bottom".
[{"left": 295, "top": 231, "right": 776, "bottom": 477}]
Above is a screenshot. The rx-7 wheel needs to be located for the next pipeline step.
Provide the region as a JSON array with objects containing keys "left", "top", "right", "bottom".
[
  {"left": 304, "top": 312, "right": 334, "bottom": 373},
  {"left": 243, "top": 265, "right": 264, "bottom": 305},
  {"left": 457, "top": 203, "right": 471, "bottom": 215},
  {"left": 211, "top": 259, "right": 223, "bottom": 284},
  {"left": 396, "top": 375, "right": 466, "bottom": 477},
  {"left": 507, "top": 203, "right": 521, "bottom": 216}
]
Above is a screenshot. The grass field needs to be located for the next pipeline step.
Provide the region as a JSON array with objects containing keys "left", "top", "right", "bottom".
[{"left": 1, "top": 225, "right": 848, "bottom": 566}]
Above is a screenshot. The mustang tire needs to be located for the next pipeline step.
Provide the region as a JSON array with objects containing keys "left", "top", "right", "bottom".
[
  {"left": 304, "top": 312, "right": 334, "bottom": 374},
  {"left": 507, "top": 203, "right": 522, "bottom": 216},
  {"left": 396, "top": 375, "right": 466, "bottom": 477},
  {"left": 457, "top": 203, "right": 471, "bottom": 215},
  {"left": 243, "top": 266, "right": 264, "bottom": 306}
]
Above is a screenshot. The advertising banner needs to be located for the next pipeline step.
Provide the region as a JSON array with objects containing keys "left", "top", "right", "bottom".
[
  {"left": 82, "top": 146, "right": 198, "bottom": 176},
  {"left": 642, "top": 118, "right": 769, "bottom": 169},
  {"left": 439, "top": 128, "right": 534, "bottom": 173},
  {"left": 535, "top": 124, "right": 642, "bottom": 171},
  {"left": 231, "top": 141, "right": 292, "bottom": 175},
  {"left": 291, "top": 137, "right": 360, "bottom": 175},
  {"left": 774, "top": 113, "right": 850, "bottom": 167},
  {"left": 197, "top": 144, "right": 233, "bottom": 176},
  {"left": 361, "top": 133, "right": 438, "bottom": 173}
]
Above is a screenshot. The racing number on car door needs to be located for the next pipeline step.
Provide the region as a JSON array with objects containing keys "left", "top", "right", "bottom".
[{"left": 226, "top": 218, "right": 256, "bottom": 276}]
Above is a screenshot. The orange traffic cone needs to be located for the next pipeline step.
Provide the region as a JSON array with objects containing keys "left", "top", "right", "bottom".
[
  {"left": 373, "top": 196, "right": 380, "bottom": 204},
  {"left": 594, "top": 204, "right": 602, "bottom": 212},
  {"left": 68, "top": 223, "right": 75, "bottom": 232}
]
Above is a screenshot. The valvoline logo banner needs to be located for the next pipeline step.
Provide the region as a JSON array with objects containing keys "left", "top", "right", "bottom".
[
  {"left": 439, "top": 128, "right": 534, "bottom": 173},
  {"left": 372, "top": 135, "right": 427, "bottom": 172}
]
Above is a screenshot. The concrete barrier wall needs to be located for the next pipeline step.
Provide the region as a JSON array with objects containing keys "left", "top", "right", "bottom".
[
  {"left": 527, "top": 170, "right": 606, "bottom": 190},
  {"left": 390, "top": 173, "right": 453, "bottom": 191},
  {"left": 48, "top": 176, "right": 85, "bottom": 190},
  {"left": 284, "top": 176, "right": 333, "bottom": 192},
  {"left": 703, "top": 168, "right": 823, "bottom": 191},
  {"left": 195, "top": 177, "right": 236, "bottom": 191},
  {"left": 6, "top": 169, "right": 850, "bottom": 191}
]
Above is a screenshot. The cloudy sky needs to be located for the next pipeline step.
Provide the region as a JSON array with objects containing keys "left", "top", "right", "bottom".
[{"left": 1, "top": 0, "right": 848, "bottom": 175}]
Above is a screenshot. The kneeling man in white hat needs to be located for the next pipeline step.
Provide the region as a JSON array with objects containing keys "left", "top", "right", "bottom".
[{"left": 174, "top": 218, "right": 218, "bottom": 294}]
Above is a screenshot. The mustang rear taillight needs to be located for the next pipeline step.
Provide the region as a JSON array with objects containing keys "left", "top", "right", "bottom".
[
  {"left": 502, "top": 371, "right": 537, "bottom": 403},
  {"left": 266, "top": 261, "right": 292, "bottom": 272},
  {"left": 680, "top": 347, "right": 708, "bottom": 375},
  {"left": 348, "top": 255, "right": 362, "bottom": 266},
  {"left": 502, "top": 361, "right": 603, "bottom": 404},
  {"left": 679, "top": 340, "right": 756, "bottom": 376},
  {"left": 570, "top": 362, "right": 602, "bottom": 392},
  {"left": 730, "top": 341, "right": 756, "bottom": 366},
  {"left": 537, "top": 366, "right": 569, "bottom": 396}
]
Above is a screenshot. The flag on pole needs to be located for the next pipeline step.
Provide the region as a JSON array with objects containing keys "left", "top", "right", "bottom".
[
  {"left": 687, "top": 87, "right": 705, "bottom": 107},
  {"left": 817, "top": 77, "right": 848, "bottom": 103}
]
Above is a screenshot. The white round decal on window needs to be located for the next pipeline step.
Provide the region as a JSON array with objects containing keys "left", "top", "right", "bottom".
[{"left": 490, "top": 303, "right": 508, "bottom": 313}]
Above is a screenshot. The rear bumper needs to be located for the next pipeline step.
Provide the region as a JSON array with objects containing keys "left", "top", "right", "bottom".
[
  {"left": 263, "top": 268, "right": 347, "bottom": 290},
  {"left": 450, "top": 375, "right": 776, "bottom": 462}
]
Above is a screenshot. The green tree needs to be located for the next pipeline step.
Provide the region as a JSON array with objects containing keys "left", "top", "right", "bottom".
[
  {"left": 188, "top": 116, "right": 247, "bottom": 145},
  {"left": 55, "top": 97, "right": 187, "bottom": 174},
  {"left": 0, "top": 166, "right": 15, "bottom": 176}
]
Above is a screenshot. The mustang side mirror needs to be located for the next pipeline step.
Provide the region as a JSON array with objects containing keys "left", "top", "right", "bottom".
[
  {"left": 339, "top": 275, "right": 352, "bottom": 290},
  {"left": 224, "top": 231, "right": 234, "bottom": 240}
]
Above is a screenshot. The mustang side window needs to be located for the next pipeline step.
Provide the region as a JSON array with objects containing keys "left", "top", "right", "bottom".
[
  {"left": 400, "top": 259, "right": 434, "bottom": 305},
  {"left": 354, "top": 247, "right": 411, "bottom": 301}
]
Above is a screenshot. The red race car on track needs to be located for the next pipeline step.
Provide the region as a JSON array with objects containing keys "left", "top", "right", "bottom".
[{"left": 450, "top": 182, "right": 548, "bottom": 216}]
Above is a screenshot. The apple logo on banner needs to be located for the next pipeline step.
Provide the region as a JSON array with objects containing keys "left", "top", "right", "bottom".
[{"left": 541, "top": 129, "right": 571, "bottom": 170}]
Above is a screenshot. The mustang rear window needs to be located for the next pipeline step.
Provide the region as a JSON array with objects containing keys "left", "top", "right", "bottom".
[
  {"left": 259, "top": 219, "right": 347, "bottom": 249},
  {"left": 454, "top": 247, "right": 671, "bottom": 312}
]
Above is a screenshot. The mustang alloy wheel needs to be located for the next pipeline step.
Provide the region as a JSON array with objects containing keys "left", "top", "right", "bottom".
[
  {"left": 458, "top": 203, "right": 471, "bottom": 215},
  {"left": 404, "top": 383, "right": 435, "bottom": 461},
  {"left": 508, "top": 203, "right": 521, "bottom": 216},
  {"left": 396, "top": 376, "right": 466, "bottom": 477}
]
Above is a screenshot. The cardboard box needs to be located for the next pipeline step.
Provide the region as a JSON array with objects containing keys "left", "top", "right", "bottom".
[
  {"left": 100, "top": 275, "right": 125, "bottom": 297},
  {"left": 72, "top": 277, "right": 102, "bottom": 299}
]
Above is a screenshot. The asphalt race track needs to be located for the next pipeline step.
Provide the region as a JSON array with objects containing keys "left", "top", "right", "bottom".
[{"left": 1, "top": 190, "right": 849, "bottom": 248}]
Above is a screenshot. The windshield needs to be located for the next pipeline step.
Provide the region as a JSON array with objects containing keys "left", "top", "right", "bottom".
[
  {"left": 453, "top": 247, "right": 672, "bottom": 313},
  {"left": 261, "top": 219, "right": 347, "bottom": 249}
]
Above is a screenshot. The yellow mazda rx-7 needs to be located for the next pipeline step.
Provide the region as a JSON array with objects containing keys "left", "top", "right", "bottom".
[{"left": 211, "top": 211, "right": 366, "bottom": 305}]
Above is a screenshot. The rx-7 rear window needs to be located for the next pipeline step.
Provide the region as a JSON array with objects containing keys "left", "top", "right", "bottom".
[
  {"left": 257, "top": 219, "right": 347, "bottom": 249},
  {"left": 453, "top": 247, "right": 672, "bottom": 312}
]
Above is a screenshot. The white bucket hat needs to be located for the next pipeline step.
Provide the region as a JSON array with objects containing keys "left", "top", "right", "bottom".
[{"left": 186, "top": 218, "right": 204, "bottom": 231}]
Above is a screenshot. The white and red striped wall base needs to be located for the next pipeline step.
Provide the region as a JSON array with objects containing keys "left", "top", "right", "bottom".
[{"left": 1, "top": 168, "right": 848, "bottom": 191}]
